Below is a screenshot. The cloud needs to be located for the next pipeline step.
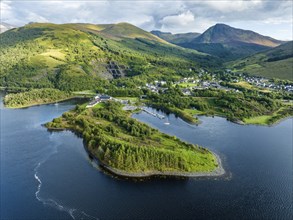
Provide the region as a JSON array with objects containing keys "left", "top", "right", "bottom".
[
  {"left": 1, "top": 0, "right": 292, "bottom": 40},
  {"left": 198, "top": 0, "right": 263, "bottom": 13},
  {"left": 160, "top": 10, "right": 195, "bottom": 32},
  {"left": 1, "top": 1, "right": 14, "bottom": 23},
  {"left": 161, "top": 11, "right": 195, "bottom": 27}
]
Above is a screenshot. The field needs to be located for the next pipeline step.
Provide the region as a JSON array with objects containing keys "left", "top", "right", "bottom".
[
  {"left": 243, "top": 115, "right": 274, "bottom": 125},
  {"left": 183, "top": 108, "right": 204, "bottom": 115},
  {"left": 231, "top": 81, "right": 254, "bottom": 90},
  {"left": 244, "top": 106, "right": 293, "bottom": 125},
  {"left": 176, "top": 83, "right": 198, "bottom": 88}
]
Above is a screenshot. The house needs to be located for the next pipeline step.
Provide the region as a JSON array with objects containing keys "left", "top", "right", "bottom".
[
  {"left": 100, "top": 95, "right": 112, "bottom": 101},
  {"left": 182, "top": 88, "right": 191, "bottom": 96},
  {"left": 86, "top": 94, "right": 112, "bottom": 108}
]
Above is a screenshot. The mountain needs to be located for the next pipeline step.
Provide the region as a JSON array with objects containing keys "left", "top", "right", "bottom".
[
  {"left": 194, "top": 23, "right": 282, "bottom": 46},
  {"left": 155, "top": 24, "right": 284, "bottom": 61},
  {"left": 150, "top": 30, "right": 200, "bottom": 44},
  {"left": 73, "top": 22, "right": 168, "bottom": 43},
  {"left": 0, "top": 22, "right": 219, "bottom": 91},
  {"left": 0, "top": 22, "right": 16, "bottom": 33},
  {"left": 230, "top": 41, "right": 293, "bottom": 80}
]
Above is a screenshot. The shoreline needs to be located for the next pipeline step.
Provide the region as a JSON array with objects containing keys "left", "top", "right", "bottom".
[
  {"left": 98, "top": 152, "right": 225, "bottom": 178},
  {"left": 243, "top": 115, "right": 293, "bottom": 127},
  {"left": 141, "top": 106, "right": 200, "bottom": 125},
  {"left": 197, "top": 113, "right": 292, "bottom": 127},
  {"left": 244, "top": 116, "right": 293, "bottom": 127},
  {"left": 3, "top": 96, "right": 88, "bottom": 109},
  {"left": 46, "top": 126, "right": 226, "bottom": 179}
]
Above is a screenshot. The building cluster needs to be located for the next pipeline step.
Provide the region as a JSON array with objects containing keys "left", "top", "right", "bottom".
[
  {"left": 145, "top": 81, "right": 168, "bottom": 93},
  {"left": 144, "top": 78, "right": 234, "bottom": 96},
  {"left": 86, "top": 94, "right": 112, "bottom": 108},
  {"left": 143, "top": 70, "right": 293, "bottom": 98},
  {"left": 243, "top": 76, "right": 293, "bottom": 92},
  {"left": 86, "top": 94, "right": 135, "bottom": 109}
]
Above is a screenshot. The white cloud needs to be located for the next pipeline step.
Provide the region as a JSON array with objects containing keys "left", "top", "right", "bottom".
[
  {"left": 0, "top": 0, "right": 292, "bottom": 40},
  {"left": 161, "top": 11, "right": 195, "bottom": 27},
  {"left": 25, "top": 12, "right": 49, "bottom": 23},
  {"left": 160, "top": 10, "right": 195, "bottom": 32},
  {"left": 1, "top": 1, "right": 14, "bottom": 23},
  {"left": 199, "top": 0, "right": 263, "bottom": 13},
  {"left": 263, "top": 17, "right": 293, "bottom": 25}
]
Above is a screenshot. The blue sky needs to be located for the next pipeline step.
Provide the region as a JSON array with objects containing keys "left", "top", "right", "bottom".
[{"left": 1, "top": 0, "right": 292, "bottom": 40}]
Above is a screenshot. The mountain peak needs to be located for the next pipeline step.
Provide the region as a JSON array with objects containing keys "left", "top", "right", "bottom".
[
  {"left": 194, "top": 23, "right": 283, "bottom": 47},
  {"left": 214, "top": 23, "right": 230, "bottom": 28}
]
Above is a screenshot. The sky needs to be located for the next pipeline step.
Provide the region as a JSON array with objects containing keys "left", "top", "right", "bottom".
[{"left": 1, "top": 0, "right": 292, "bottom": 40}]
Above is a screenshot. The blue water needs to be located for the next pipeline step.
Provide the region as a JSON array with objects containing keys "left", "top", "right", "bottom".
[{"left": 1, "top": 93, "right": 292, "bottom": 219}]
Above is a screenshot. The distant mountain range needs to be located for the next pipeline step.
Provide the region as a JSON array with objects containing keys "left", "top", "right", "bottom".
[
  {"left": 194, "top": 23, "right": 282, "bottom": 46},
  {"left": 150, "top": 31, "right": 200, "bottom": 44},
  {"left": 0, "top": 22, "right": 16, "bottom": 33},
  {"left": 0, "top": 21, "right": 291, "bottom": 86},
  {"left": 230, "top": 41, "right": 293, "bottom": 80},
  {"left": 152, "top": 24, "right": 285, "bottom": 61}
]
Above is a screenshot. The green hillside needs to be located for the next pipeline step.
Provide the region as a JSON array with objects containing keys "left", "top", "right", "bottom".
[
  {"left": 229, "top": 41, "right": 293, "bottom": 80},
  {"left": 97, "top": 23, "right": 168, "bottom": 43},
  {"left": 0, "top": 22, "right": 218, "bottom": 91}
]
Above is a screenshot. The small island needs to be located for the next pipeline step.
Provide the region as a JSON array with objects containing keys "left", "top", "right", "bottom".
[{"left": 45, "top": 100, "right": 224, "bottom": 177}]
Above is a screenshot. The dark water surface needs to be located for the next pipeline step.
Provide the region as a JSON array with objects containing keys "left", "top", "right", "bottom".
[{"left": 1, "top": 93, "right": 292, "bottom": 219}]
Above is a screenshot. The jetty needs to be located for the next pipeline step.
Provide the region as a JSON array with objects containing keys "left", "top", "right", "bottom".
[{"left": 142, "top": 108, "right": 165, "bottom": 119}]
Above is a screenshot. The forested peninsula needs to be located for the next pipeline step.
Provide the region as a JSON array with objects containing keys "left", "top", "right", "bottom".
[{"left": 45, "top": 102, "right": 223, "bottom": 177}]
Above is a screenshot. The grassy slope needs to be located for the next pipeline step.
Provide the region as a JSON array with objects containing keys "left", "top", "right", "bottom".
[
  {"left": 243, "top": 105, "right": 293, "bottom": 125},
  {"left": 229, "top": 41, "right": 293, "bottom": 80},
  {"left": 0, "top": 22, "right": 217, "bottom": 90}
]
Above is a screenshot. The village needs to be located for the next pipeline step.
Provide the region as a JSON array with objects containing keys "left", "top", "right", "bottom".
[{"left": 144, "top": 70, "right": 293, "bottom": 96}]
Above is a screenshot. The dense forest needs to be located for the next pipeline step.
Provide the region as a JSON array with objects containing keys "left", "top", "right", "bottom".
[{"left": 46, "top": 102, "right": 218, "bottom": 174}]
